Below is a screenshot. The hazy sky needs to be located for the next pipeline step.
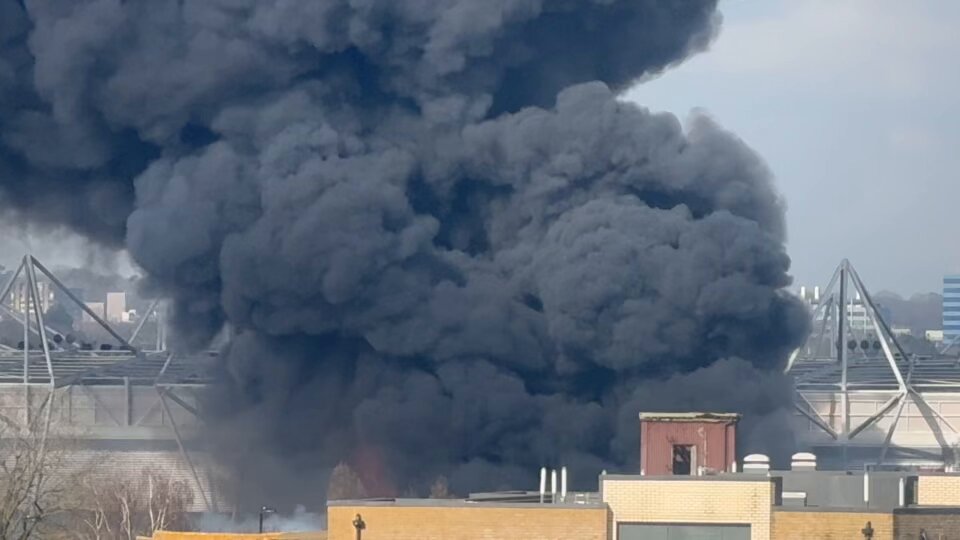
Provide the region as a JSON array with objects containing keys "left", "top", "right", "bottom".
[
  {"left": 627, "top": 0, "right": 960, "bottom": 295},
  {"left": 3, "top": 0, "right": 956, "bottom": 294}
]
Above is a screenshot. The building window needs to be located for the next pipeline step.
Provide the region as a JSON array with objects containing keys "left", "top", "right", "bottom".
[{"left": 672, "top": 445, "right": 693, "bottom": 475}]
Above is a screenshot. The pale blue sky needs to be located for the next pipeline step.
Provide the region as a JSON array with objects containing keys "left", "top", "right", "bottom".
[{"left": 627, "top": 0, "right": 960, "bottom": 295}]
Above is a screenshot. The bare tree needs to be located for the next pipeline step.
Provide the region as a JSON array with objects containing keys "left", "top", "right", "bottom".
[
  {"left": 429, "top": 476, "right": 452, "bottom": 499},
  {"left": 326, "top": 462, "right": 367, "bottom": 501},
  {"left": 0, "top": 393, "right": 80, "bottom": 539},
  {"left": 74, "top": 469, "right": 195, "bottom": 540}
]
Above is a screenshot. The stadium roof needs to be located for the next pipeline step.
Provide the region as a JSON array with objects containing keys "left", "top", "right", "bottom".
[
  {"left": 0, "top": 350, "right": 217, "bottom": 387},
  {"left": 792, "top": 357, "right": 960, "bottom": 392}
]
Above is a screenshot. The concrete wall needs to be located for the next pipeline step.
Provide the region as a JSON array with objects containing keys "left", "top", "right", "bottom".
[
  {"left": 326, "top": 502, "right": 608, "bottom": 540},
  {"left": 601, "top": 476, "right": 773, "bottom": 540},
  {"left": 796, "top": 390, "right": 960, "bottom": 468},
  {"left": 0, "top": 384, "right": 202, "bottom": 438},
  {"left": 918, "top": 475, "right": 960, "bottom": 505},
  {"left": 772, "top": 509, "right": 893, "bottom": 540}
]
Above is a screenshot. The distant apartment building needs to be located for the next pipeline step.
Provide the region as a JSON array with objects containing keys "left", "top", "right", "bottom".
[
  {"left": 105, "top": 292, "right": 126, "bottom": 323},
  {"left": 944, "top": 274, "right": 960, "bottom": 344},
  {"left": 8, "top": 279, "right": 55, "bottom": 315}
]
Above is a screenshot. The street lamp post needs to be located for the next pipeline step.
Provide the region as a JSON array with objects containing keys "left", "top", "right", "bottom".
[
  {"left": 259, "top": 506, "right": 275, "bottom": 534},
  {"left": 352, "top": 513, "right": 366, "bottom": 540}
]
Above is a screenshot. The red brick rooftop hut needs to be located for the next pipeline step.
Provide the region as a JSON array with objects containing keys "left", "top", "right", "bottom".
[{"left": 639, "top": 412, "right": 741, "bottom": 476}]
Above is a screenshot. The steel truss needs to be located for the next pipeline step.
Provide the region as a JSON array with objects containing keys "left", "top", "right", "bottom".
[
  {"left": 0, "top": 254, "right": 217, "bottom": 510},
  {"left": 787, "top": 259, "right": 960, "bottom": 468}
]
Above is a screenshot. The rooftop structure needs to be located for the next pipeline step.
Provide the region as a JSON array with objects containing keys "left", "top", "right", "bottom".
[{"left": 639, "top": 412, "right": 739, "bottom": 476}]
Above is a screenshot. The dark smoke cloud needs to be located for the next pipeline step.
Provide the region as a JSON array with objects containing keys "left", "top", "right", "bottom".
[{"left": 1, "top": 0, "right": 809, "bottom": 506}]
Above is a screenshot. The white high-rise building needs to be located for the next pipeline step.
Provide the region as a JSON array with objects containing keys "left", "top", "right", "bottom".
[{"left": 796, "top": 285, "right": 870, "bottom": 333}]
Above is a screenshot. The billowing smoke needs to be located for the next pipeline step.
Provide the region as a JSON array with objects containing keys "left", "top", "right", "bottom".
[{"left": 1, "top": 0, "right": 809, "bottom": 508}]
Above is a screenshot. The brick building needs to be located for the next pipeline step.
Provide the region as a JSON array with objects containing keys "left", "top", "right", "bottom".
[
  {"left": 153, "top": 411, "right": 960, "bottom": 539},
  {"left": 320, "top": 410, "right": 960, "bottom": 540},
  {"left": 325, "top": 471, "right": 960, "bottom": 540}
]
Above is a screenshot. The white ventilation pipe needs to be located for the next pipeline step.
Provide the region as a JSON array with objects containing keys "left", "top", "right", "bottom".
[
  {"left": 863, "top": 471, "right": 870, "bottom": 504},
  {"left": 551, "top": 469, "right": 557, "bottom": 502},
  {"left": 561, "top": 466, "right": 568, "bottom": 502},
  {"left": 539, "top": 467, "right": 547, "bottom": 503}
]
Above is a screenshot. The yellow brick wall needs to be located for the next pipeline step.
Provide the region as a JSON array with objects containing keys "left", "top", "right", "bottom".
[
  {"left": 918, "top": 475, "right": 960, "bottom": 505},
  {"left": 772, "top": 510, "right": 893, "bottom": 540},
  {"left": 327, "top": 504, "right": 609, "bottom": 540},
  {"left": 601, "top": 478, "right": 774, "bottom": 540},
  {"left": 149, "top": 532, "right": 326, "bottom": 540}
]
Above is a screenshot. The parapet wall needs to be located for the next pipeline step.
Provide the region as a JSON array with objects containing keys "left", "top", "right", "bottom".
[
  {"left": 144, "top": 532, "right": 325, "bottom": 540},
  {"left": 772, "top": 509, "right": 893, "bottom": 540},
  {"left": 917, "top": 474, "right": 960, "bottom": 505},
  {"left": 326, "top": 501, "right": 608, "bottom": 540}
]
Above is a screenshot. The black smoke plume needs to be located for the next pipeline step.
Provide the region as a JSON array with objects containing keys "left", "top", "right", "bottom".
[{"left": 1, "top": 0, "right": 809, "bottom": 507}]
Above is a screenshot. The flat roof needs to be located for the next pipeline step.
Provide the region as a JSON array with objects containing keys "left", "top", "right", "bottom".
[
  {"left": 601, "top": 474, "right": 769, "bottom": 483},
  {"left": 638, "top": 412, "right": 741, "bottom": 422},
  {"left": 327, "top": 498, "right": 606, "bottom": 509}
]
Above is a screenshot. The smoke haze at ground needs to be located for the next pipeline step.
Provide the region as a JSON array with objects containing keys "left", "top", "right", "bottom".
[{"left": 1, "top": 0, "right": 809, "bottom": 507}]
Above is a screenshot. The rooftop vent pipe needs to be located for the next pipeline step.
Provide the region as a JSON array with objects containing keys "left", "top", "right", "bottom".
[
  {"left": 551, "top": 469, "right": 557, "bottom": 502},
  {"left": 743, "top": 454, "right": 770, "bottom": 474},
  {"left": 561, "top": 467, "right": 568, "bottom": 503},
  {"left": 791, "top": 452, "right": 817, "bottom": 471},
  {"left": 539, "top": 467, "right": 547, "bottom": 503}
]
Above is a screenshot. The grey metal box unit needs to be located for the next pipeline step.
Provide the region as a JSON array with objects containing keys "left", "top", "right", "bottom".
[{"left": 618, "top": 523, "right": 750, "bottom": 540}]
